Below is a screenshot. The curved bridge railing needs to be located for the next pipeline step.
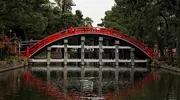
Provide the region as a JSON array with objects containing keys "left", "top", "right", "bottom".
[{"left": 25, "top": 27, "right": 153, "bottom": 59}]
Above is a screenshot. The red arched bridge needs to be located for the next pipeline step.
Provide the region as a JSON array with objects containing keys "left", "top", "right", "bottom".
[
  {"left": 24, "top": 27, "right": 153, "bottom": 59},
  {"left": 23, "top": 27, "right": 154, "bottom": 99},
  {"left": 25, "top": 26, "right": 152, "bottom": 82}
]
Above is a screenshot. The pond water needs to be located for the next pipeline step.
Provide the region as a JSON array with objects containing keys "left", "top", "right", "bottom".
[{"left": 0, "top": 67, "right": 180, "bottom": 100}]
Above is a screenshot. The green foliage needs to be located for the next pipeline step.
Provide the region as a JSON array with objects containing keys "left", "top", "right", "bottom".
[
  {"left": 53, "top": 0, "right": 74, "bottom": 13},
  {"left": 102, "top": 0, "right": 180, "bottom": 55},
  {"left": 170, "top": 57, "right": 180, "bottom": 67},
  {"left": 60, "top": 12, "right": 78, "bottom": 27},
  {"left": 6, "top": 56, "right": 27, "bottom": 64},
  {"left": 157, "top": 56, "right": 180, "bottom": 67},
  {"left": 0, "top": 0, "right": 93, "bottom": 40},
  {"left": 0, "top": 0, "right": 49, "bottom": 39},
  {"left": 75, "top": 10, "right": 84, "bottom": 26},
  {"left": 84, "top": 17, "right": 93, "bottom": 26}
]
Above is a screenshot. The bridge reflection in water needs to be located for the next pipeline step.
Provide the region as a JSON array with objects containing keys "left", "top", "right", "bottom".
[
  {"left": 1, "top": 68, "right": 180, "bottom": 100},
  {"left": 23, "top": 27, "right": 155, "bottom": 99},
  {"left": 28, "top": 66, "right": 152, "bottom": 100}
]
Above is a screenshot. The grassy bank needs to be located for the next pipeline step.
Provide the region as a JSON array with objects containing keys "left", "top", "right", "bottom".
[
  {"left": 0, "top": 56, "right": 27, "bottom": 70},
  {"left": 157, "top": 56, "right": 180, "bottom": 68}
]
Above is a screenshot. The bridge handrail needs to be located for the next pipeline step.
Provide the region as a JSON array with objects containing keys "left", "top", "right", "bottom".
[
  {"left": 28, "top": 31, "right": 63, "bottom": 56},
  {"left": 72, "top": 27, "right": 148, "bottom": 52},
  {"left": 25, "top": 27, "right": 152, "bottom": 58}
]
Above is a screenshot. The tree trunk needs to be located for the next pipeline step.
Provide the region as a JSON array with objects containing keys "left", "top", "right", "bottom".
[
  {"left": 24, "top": 30, "right": 28, "bottom": 41},
  {"left": 62, "top": 0, "right": 66, "bottom": 13},
  {"left": 157, "top": 40, "right": 164, "bottom": 57}
]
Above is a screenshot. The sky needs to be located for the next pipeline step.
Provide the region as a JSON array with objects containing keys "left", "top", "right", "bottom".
[{"left": 72, "top": 0, "right": 115, "bottom": 26}]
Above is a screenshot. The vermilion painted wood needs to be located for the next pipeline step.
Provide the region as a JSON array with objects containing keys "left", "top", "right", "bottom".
[{"left": 25, "top": 27, "right": 153, "bottom": 59}]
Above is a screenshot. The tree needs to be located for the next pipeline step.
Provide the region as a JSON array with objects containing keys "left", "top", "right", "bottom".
[
  {"left": 75, "top": 10, "right": 84, "bottom": 26},
  {"left": 102, "top": 0, "right": 180, "bottom": 56},
  {"left": 60, "top": 12, "right": 79, "bottom": 28},
  {"left": 53, "top": 0, "right": 75, "bottom": 13},
  {"left": 0, "top": 0, "right": 93, "bottom": 41},
  {"left": 84, "top": 17, "right": 93, "bottom": 26},
  {"left": 0, "top": 0, "right": 49, "bottom": 40}
]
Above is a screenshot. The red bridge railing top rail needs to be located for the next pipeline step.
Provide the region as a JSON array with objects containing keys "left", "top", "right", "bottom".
[{"left": 25, "top": 27, "right": 153, "bottom": 59}]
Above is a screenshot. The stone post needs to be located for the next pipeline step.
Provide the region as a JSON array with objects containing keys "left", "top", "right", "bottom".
[
  {"left": 47, "top": 65, "right": 50, "bottom": 82},
  {"left": 130, "top": 48, "right": 135, "bottom": 84},
  {"left": 81, "top": 37, "right": 85, "bottom": 79},
  {"left": 63, "top": 39, "right": 68, "bottom": 96},
  {"left": 115, "top": 40, "right": 119, "bottom": 90},
  {"left": 47, "top": 47, "right": 51, "bottom": 65},
  {"left": 98, "top": 37, "right": 103, "bottom": 96},
  {"left": 64, "top": 39, "right": 68, "bottom": 81}
]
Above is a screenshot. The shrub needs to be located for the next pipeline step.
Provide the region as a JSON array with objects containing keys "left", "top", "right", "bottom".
[
  {"left": 6, "top": 56, "right": 27, "bottom": 64},
  {"left": 172, "top": 57, "right": 180, "bottom": 67}
]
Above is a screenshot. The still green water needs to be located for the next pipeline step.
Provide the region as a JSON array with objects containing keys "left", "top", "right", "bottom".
[{"left": 0, "top": 68, "right": 180, "bottom": 100}]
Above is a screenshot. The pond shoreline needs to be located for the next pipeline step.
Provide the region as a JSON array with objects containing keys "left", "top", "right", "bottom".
[
  {"left": 156, "top": 61, "right": 180, "bottom": 73},
  {"left": 0, "top": 62, "right": 27, "bottom": 73},
  {"left": 160, "top": 65, "right": 180, "bottom": 73}
]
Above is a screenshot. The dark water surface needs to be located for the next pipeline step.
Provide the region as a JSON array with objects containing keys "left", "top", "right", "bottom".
[{"left": 0, "top": 67, "right": 180, "bottom": 100}]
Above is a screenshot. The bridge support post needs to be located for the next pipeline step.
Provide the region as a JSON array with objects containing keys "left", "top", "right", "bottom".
[
  {"left": 130, "top": 48, "right": 135, "bottom": 84},
  {"left": 64, "top": 39, "right": 68, "bottom": 90},
  {"left": 81, "top": 37, "right": 85, "bottom": 79},
  {"left": 47, "top": 47, "right": 51, "bottom": 65},
  {"left": 47, "top": 47, "right": 51, "bottom": 82},
  {"left": 47, "top": 65, "right": 50, "bottom": 82},
  {"left": 63, "top": 39, "right": 68, "bottom": 95},
  {"left": 115, "top": 40, "right": 119, "bottom": 90},
  {"left": 99, "top": 37, "right": 103, "bottom": 97}
]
